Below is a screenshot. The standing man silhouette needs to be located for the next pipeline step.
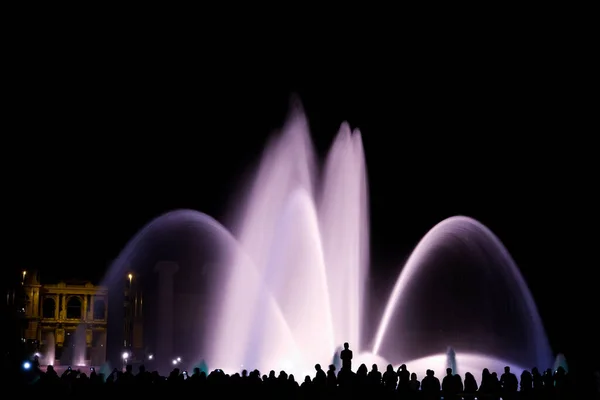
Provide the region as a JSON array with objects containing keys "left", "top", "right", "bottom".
[{"left": 340, "top": 342, "right": 353, "bottom": 371}]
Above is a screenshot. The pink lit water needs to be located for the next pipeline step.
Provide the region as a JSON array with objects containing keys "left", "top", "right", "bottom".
[{"left": 104, "top": 104, "right": 553, "bottom": 380}]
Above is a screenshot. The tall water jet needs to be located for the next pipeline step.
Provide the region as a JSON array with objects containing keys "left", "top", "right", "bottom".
[
  {"left": 372, "top": 216, "right": 553, "bottom": 371},
  {"left": 245, "top": 189, "right": 335, "bottom": 372},
  {"left": 73, "top": 324, "right": 88, "bottom": 366},
  {"left": 318, "top": 123, "right": 369, "bottom": 350},
  {"left": 44, "top": 331, "right": 55, "bottom": 366},
  {"left": 446, "top": 347, "right": 457, "bottom": 374},
  {"left": 234, "top": 104, "right": 316, "bottom": 274},
  {"left": 210, "top": 106, "right": 319, "bottom": 372},
  {"left": 553, "top": 353, "right": 568, "bottom": 373}
]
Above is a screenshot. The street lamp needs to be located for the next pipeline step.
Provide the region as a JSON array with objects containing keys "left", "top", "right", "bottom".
[
  {"left": 128, "top": 273, "right": 132, "bottom": 286},
  {"left": 148, "top": 354, "right": 153, "bottom": 360},
  {"left": 22, "top": 270, "right": 27, "bottom": 284}
]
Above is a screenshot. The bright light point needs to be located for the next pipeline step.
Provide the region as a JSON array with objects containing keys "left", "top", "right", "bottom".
[
  {"left": 23, "top": 361, "right": 31, "bottom": 370},
  {"left": 122, "top": 352, "right": 129, "bottom": 359},
  {"left": 128, "top": 273, "right": 132, "bottom": 280},
  {"left": 34, "top": 352, "right": 41, "bottom": 357},
  {"left": 172, "top": 359, "right": 177, "bottom": 365},
  {"left": 148, "top": 354, "right": 153, "bottom": 360},
  {"left": 176, "top": 357, "right": 181, "bottom": 362}
]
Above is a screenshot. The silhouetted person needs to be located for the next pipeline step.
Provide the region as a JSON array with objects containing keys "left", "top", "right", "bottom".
[
  {"left": 382, "top": 364, "right": 397, "bottom": 391},
  {"left": 463, "top": 372, "right": 478, "bottom": 400},
  {"left": 356, "top": 363, "right": 368, "bottom": 390},
  {"left": 326, "top": 364, "right": 337, "bottom": 388},
  {"left": 442, "top": 367, "right": 457, "bottom": 399},
  {"left": 409, "top": 372, "right": 421, "bottom": 398},
  {"left": 340, "top": 342, "right": 353, "bottom": 371},
  {"left": 300, "top": 375, "right": 312, "bottom": 397},
  {"left": 520, "top": 369, "right": 532, "bottom": 394},
  {"left": 397, "top": 363, "right": 410, "bottom": 394},
  {"left": 368, "top": 364, "right": 382, "bottom": 387},
  {"left": 500, "top": 365, "right": 518, "bottom": 398},
  {"left": 543, "top": 368, "right": 554, "bottom": 397},
  {"left": 421, "top": 369, "right": 441, "bottom": 400},
  {"left": 313, "top": 363, "right": 326, "bottom": 387}
]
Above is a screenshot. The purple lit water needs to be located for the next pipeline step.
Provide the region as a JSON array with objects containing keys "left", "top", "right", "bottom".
[{"left": 102, "top": 104, "right": 553, "bottom": 380}]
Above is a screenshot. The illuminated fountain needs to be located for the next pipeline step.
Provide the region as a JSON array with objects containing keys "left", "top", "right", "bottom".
[
  {"left": 104, "top": 102, "right": 553, "bottom": 379},
  {"left": 43, "top": 332, "right": 55, "bottom": 366},
  {"left": 73, "top": 324, "right": 88, "bottom": 367}
]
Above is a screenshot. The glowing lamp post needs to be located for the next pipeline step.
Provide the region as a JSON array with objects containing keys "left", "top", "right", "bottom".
[
  {"left": 128, "top": 273, "right": 133, "bottom": 286},
  {"left": 122, "top": 351, "right": 129, "bottom": 369},
  {"left": 22, "top": 270, "right": 27, "bottom": 285}
]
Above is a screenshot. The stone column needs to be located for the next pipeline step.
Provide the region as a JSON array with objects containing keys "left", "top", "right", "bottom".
[
  {"left": 83, "top": 295, "right": 88, "bottom": 321},
  {"left": 61, "top": 295, "right": 66, "bottom": 320},
  {"left": 154, "top": 261, "right": 179, "bottom": 367},
  {"left": 55, "top": 295, "right": 60, "bottom": 320},
  {"left": 89, "top": 296, "right": 95, "bottom": 320}
]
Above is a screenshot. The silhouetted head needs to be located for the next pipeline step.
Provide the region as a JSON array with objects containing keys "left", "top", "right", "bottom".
[
  {"left": 401, "top": 364, "right": 406, "bottom": 370},
  {"left": 344, "top": 342, "right": 349, "bottom": 349},
  {"left": 139, "top": 365, "right": 146, "bottom": 373},
  {"left": 505, "top": 366, "right": 510, "bottom": 373},
  {"left": 532, "top": 367, "right": 539, "bottom": 375},
  {"left": 446, "top": 368, "right": 452, "bottom": 375},
  {"left": 411, "top": 372, "right": 417, "bottom": 380},
  {"left": 427, "top": 369, "right": 434, "bottom": 376},
  {"left": 372, "top": 364, "right": 378, "bottom": 371},
  {"left": 193, "top": 367, "right": 200, "bottom": 375},
  {"left": 328, "top": 364, "right": 335, "bottom": 371},
  {"left": 315, "top": 364, "right": 322, "bottom": 371},
  {"left": 304, "top": 375, "right": 311, "bottom": 383},
  {"left": 386, "top": 364, "right": 393, "bottom": 372}
]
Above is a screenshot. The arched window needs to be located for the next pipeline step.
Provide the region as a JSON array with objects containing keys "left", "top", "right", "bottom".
[
  {"left": 66, "top": 297, "right": 82, "bottom": 319},
  {"left": 42, "top": 298, "right": 56, "bottom": 318},
  {"left": 93, "top": 299, "right": 106, "bottom": 320}
]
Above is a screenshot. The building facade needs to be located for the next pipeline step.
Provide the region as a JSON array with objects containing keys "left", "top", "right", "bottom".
[{"left": 21, "top": 270, "right": 108, "bottom": 367}]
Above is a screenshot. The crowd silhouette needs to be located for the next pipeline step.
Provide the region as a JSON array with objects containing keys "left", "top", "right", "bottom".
[{"left": 15, "top": 344, "right": 583, "bottom": 399}]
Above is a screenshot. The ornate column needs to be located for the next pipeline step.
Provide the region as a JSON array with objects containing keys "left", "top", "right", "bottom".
[
  {"left": 83, "top": 295, "right": 88, "bottom": 321},
  {"left": 53, "top": 295, "right": 57, "bottom": 319},
  {"left": 61, "top": 295, "right": 66, "bottom": 320},
  {"left": 154, "top": 261, "right": 179, "bottom": 367},
  {"left": 89, "top": 296, "right": 95, "bottom": 320}
]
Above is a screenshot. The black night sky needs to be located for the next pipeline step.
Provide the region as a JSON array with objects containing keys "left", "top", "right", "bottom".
[{"left": 3, "top": 24, "right": 597, "bottom": 379}]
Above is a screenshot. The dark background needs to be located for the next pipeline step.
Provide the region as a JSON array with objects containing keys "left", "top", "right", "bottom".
[{"left": 3, "top": 18, "right": 597, "bottom": 380}]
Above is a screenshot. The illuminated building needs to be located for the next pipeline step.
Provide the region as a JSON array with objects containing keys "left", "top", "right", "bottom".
[{"left": 19, "top": 270, "right": 108, "bottom": 366}]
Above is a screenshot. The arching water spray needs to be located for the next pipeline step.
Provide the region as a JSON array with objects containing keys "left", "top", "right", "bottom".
[{"left": 103, "top": 104, "right": 552, "bottom": 377}]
